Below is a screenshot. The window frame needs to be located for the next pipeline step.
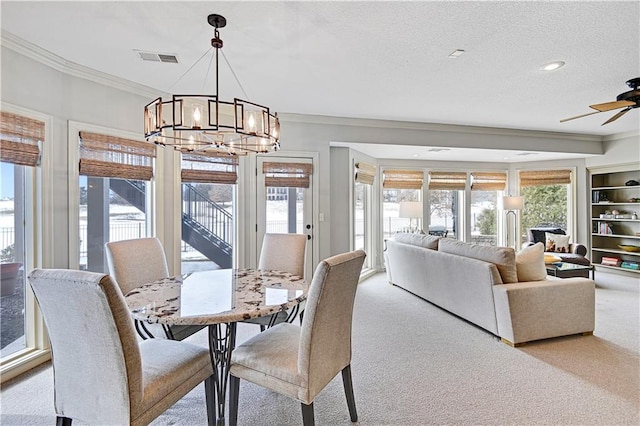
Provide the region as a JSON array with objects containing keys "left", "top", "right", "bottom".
[{"left": 0, "top": 103, "right": 53, "bottom": 383}]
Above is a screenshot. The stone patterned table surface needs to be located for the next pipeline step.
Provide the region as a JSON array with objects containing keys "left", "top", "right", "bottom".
[{"left": 125, "top": 268, "right": 308, "bottom": 326}]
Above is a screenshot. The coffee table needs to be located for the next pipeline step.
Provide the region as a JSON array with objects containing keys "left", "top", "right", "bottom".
[{"left": 546, "top": 262, "right": 594, "bottom": 280}]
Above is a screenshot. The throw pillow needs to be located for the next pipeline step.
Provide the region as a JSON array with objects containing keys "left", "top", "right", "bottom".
[
  {"left": 545, "top": 232, "right": 570, "bottom": 253},
  {"left": 516, "top": 242, "right": 547, "bottom": 282},
  {"left": 438, "top": 239, "right": 518, "bottom": 283},
  {"left": 544, "top": 254, "right": 562, "bottom": 264}
]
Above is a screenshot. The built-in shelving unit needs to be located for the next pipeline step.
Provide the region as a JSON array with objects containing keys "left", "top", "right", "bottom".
[{"left": 590, "top": 166, "right": 640, "bottom": 275}]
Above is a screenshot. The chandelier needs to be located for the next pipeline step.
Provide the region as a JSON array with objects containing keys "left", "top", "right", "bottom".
[{"left": 144, "top": 14, "right": 280, "bottom": 155}]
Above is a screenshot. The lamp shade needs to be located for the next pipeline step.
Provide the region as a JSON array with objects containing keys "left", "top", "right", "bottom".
[
  {"left": 399, "top": 201, "right": 423, "bottom": 218},
  {"left": 502, "top": 196, "right": 524, "bottom": 210}
]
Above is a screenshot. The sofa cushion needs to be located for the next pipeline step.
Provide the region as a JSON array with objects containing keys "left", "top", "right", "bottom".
[
  {"left": 545, "top": 232, "right": 571, "bottom": 253},
  {"left": 438, "top": 239, "right": 518, "bottom": 283},
  {"left": 393, "top": 232, "right": 440, "bottom": 250},
  {"left": 516, "top": 242, "right": 547, "bottom": 282}
]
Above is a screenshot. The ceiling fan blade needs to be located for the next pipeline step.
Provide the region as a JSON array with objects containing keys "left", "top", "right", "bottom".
[
  {"left": 560, "top": 111, "right": 601, "bottom": 123},
  {"left": 601, "top": 107, "right": 631, "bottom": 125},
  {"left": 589, "top": 100, "right": 634, "bottom": 112}
]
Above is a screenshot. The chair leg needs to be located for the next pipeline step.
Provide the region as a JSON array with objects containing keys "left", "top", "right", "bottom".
[
  {"left": 229, "top": 375, "right": 240, "bottom": 426},
  {"left": 301, "top": 402, "right": 315, "bottom": 426},
  {"left": 204, "top": 375, "right": 216, "bottom": 426},
  {"left": 56, "top": 417, "right": 72, "bottom": 426},
  {"left": 341, "top": 365, "right": 358, "bottom": 422}
]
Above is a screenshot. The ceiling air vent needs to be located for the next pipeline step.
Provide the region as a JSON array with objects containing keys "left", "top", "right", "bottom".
[
  {"left": 135, "top": 50, "right": 178, "bottom": 63},
  {"left": 514, "top": 152, "right": 538, "bottom": 156}
]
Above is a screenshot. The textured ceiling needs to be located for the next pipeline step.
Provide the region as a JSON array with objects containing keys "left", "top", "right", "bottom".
[{"left": 1, "top": 1, "right": 639, "bottom": 161}]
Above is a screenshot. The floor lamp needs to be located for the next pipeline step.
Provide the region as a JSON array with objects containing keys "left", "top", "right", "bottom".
[
  {"left": 502, "top": 196, "right": 524, "bottom": 249},
  {"left": 399, "top": 201, "right": 422, "bottom": 233}
]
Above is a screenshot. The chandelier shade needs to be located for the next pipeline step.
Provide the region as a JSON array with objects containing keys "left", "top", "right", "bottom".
[{"left": 144, "top": 14, "right": 280, "bottom": 156}]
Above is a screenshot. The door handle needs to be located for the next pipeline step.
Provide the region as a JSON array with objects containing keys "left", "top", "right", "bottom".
[
  {"left": 306, "top": 224, "right": 311, "bottom": 230},
  {"left": 307, "top": 234, "right": 311, "bottom": 240}
]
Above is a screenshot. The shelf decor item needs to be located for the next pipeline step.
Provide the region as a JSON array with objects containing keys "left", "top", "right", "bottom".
[
  {"left": 620, "top": 261, "right": 639, "bottom": 270},
  {"left": 601, "top": 256, "right": 622, "bottom": 267},
  {"left": 618, "top": 245, "right": 640, "bottom": 252}
]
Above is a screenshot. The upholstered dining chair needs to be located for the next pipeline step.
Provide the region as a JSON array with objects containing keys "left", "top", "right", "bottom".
[
  {"left": 105, "top": 237, "right": 205, "bottom": 340},
  {"left": 28, "top": 269, "right": 215, "bottom": 426},
  {"left": 245, "top": 233, "right": 307, "bottom": 330},
  {"left": 229, "top": 249, "right": 366, "bottom": 426}
]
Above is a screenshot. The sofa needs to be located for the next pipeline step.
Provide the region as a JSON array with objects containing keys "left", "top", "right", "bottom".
[
  {"left": 525, "top": 227, "right": 590, "bottom": 266},
  {"left": 384, "top": 233, "right": 595, "bottom": 346}
]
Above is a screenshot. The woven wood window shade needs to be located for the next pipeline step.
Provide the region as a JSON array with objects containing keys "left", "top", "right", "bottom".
[
  {"left": 383, "top": 170, "right": 424, "bottom": 189},
  {"left": 355, "top": 162, "right": 376, "bottom": 185},
  {"left": 181, "top": 151, "right": 239, "bottom": 184},
  {"left": 519, "top": 170, "right": 572, "bottom": 187},
  {"left": 471, "top": 172, "right": 507, "bottom": 191},
  {"left": 428, "top": 171, "right": 467, "bottom": 190},
  {"left": 79, "top": 131, "right": 156, "bottom": 180},
  {"left": 263, "top": 162, "right": 313, "bottom": 188},
  {"left": 0, "top": 111, "right": 45, "bottom": 167}
]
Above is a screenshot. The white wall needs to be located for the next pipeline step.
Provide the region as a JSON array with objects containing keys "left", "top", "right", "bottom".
[{"left": 4, "top": 41, "right": 634, "bottom": 273}]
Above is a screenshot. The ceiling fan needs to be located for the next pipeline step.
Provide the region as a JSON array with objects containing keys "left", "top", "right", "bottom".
[{"left": 561, "top": 77, "right": 640, "bottom": 125}]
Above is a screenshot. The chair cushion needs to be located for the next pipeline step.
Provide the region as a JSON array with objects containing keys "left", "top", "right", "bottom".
[
  {"left": 230, "top": 322, "right": 308, "bottom": 403},
  {"left": 552, "top": 253, "right": 592, "bottom": 266},
  {"left": 133, "top": 339, "right": 212, "bottom": 425}
]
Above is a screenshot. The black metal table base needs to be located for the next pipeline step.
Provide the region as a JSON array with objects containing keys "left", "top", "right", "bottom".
[{"left": 208, "top": 322, "right": 237, "bottom": 426}]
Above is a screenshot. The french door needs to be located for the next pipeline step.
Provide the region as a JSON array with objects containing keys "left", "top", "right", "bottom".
[{"left": 256, "top": 156, "right": 314, "bottom": 279}]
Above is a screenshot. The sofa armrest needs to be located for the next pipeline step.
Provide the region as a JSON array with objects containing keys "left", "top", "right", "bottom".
[
  {"left": 569, "top": 243, "right": 587, "bottom": 256},
  {"left": 492, "top": 278, "right": 595, "bottom": 345}
]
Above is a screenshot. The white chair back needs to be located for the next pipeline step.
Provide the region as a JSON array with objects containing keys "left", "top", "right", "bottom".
[
  {"left": 259, "top": 233, "right": 307, "bottom": 278},
  {"left": 299, "top": 250, "right": 366, "bottom": 398},
  {"left": 106, "top": 237, "right": 169, "bottom": 295},
  {"left": 29, "top": 269, "right": 142, "bottom": 425}
]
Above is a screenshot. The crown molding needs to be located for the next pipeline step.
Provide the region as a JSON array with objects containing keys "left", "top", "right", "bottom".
[
  {"left": 603, "top": 130, "right": 640, "bottom": 142},
  {"left": 1, "top": 30, "right": 161, "bottom": 99},
  {"left": 278, "top": 112, "right": 604, "bottom": 143}
]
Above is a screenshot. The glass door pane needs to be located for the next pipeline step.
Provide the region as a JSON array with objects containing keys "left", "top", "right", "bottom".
[
  {"left": 257, "top": 157, "right": 313, "bottom": 278},
  {"left": 429, "top": 190, "right": 460, "bottom": 239},
  {"left": 79, "top": 176, "right": 149, "bottom": 272},
  {"left": 181, "top": 182, "right": 235, "bottom": 273},
  {"left": 1, "top": 162, "right": 26, "bottom": 358}
]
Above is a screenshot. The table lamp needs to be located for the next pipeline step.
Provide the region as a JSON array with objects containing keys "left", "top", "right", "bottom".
[{"left": 399, "top": 201, "right": 423, "bottom": 233}]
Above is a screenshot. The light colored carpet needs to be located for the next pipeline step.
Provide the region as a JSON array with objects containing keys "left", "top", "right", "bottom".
[{"left": 1, "top": 270, "right": 638, "bottom": 425}]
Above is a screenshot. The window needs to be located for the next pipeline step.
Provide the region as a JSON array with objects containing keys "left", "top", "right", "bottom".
[
  {"left": 428, "top": 171, "right": 466, "bottom": 239},
  {"left": 382, "top": 169, "right": 423, "bottom": 240},
  {"left": 519, "top": 169, "right": 572, "bottom": 246},
  {"left": 181, "top": 152, "right": 237, "bottom": 272},
  {"left": 0, "top": 110, "right": 45, "bottom": 366},
  {"left": 354, "top": 161, "right": 375, "bottom": 269},
  {"left": 78, "top": 131, "right": 155, "bottom": 272},
  {"left": 470, "top": 172, "right": 506, "bottom": 246}
]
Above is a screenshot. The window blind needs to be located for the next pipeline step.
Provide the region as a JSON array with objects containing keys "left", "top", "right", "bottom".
[
  {"left": 428, "top": 171, "right": 467, "bottom": 190},
  {"left": 0, "top": 110, "right": 45, "bottom": 167},
  {"left": 181, "top": 151, "right": 238, "bottom": 184},
  {"left": 382, "top": 169, "right": 424, "bottom": 189},
  {"left": 263, "top": 162, "right": 313, "bottom": 188},
  {"left": 354, "top": 161, "right": 376, "bottom": 185},
  {"left": 470, "top": 172, "right": 507, "bottom": 191},
  {"left": 519, "top": 169, "right": 572, "bottom": 187},
  {"left": 79, "top": 131, "right": 156, "bottom": 180}
]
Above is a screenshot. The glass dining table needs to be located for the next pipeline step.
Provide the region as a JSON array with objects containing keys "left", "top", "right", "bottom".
[{"left": 124, "top": 268, "right": 308, "bottom": 426}]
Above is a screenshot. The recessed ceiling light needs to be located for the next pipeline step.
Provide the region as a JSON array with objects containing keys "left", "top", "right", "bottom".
[
  {"left": 540, "top": 61, "right": 565, "bottom": 71},
  {"left": 448, "top": 49, "right": 465, "bottom": 59},
  {"left": 427, "top": 148, "right": 451, "bottom": 152}
]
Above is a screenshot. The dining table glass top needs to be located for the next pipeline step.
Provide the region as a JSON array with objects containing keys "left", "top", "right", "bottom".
[{"left": 124, "top": 268, "right": 308, "bottom": 326}]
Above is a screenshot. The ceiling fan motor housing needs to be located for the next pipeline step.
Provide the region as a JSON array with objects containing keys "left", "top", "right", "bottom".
[{"left": 619, "top": 77, "right": 640, "bottom": 108}]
